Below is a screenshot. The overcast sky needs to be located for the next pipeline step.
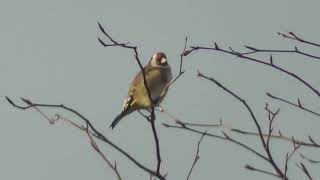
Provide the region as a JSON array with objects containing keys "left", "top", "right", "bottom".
[{"left": 1, "top": 0, "right": 320, "bottom": 180}]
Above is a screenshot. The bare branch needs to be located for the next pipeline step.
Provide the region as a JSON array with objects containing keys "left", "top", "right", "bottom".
[
  {"left": 98, "top": 22, "right": 154, "bottom": 105},
  {"left": 85, "top": 123, "right": 122, "bottom": 180},
  {"left": 98, "top": 22, "right": 167, "bottom": 178},
  {"left": 278, "top": 32, "right": 320, "bottom": 48},
  {"left": 185, "top": 45, "right": 320, "bottom": 97},
  {"left": 165, "top": 37, "right": 188, "bottom": 90},
  {"left": 150, "top": 108, "right": 162, "bottom": 174},
  {"left": 186, "top": 131, "right": 206, "bottom": 180},
  {"left": 242, "top": 45, "right": 320, "bottom": 60},
  {"left": 308, "top": 136, "right": 320, "bottom": 146},
  {"left": 176, "top": 120, "right": 222, "bottom": 128},
  {"left": 197, "top": 71, "right": 286, "bottom": 179},
  {"left": 159, "top": 108, "right": 320, "bottom": 148},
  {"left": 267, "top": 93, "right": 320, "bottom": 118},
  {"left": 297, "top": 163, "right": 313, "bottom": 180},
  {"left": 265, "top": 104, "right": 280, "bottom": 152},
  {"left": 197, "top": 72, "right": 266, "bottom": 147},
  {"left": 162, "top": 122, "right": 269, "bottom": 162},
  {"left": 10, "top": 100, "right": 123, "bottom": 180},
  {"left": 284, "top": 153, "right": 289, "bottom": 179},
  {"left": 245, "top": 164, "right": 280, "bottom": 178},
  {"left": 284, "top": 139, "right": 302, "bottom": 178},
  {"left": 300, "top": 153, "right": 320, "bottom": 164},
  {"left": 6, "top": 97, "right": 166, "bottom": 180}
]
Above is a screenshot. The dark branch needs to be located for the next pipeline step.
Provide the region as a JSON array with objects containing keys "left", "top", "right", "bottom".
[
  {"left": 85, "top": 123, "right": 122, "bottom": 180},
  {"left": 160, "top": 109, "right": 320, "bottom": 148},
  {"left": 197, "top": 71, "right": 286, "bottom": 179},
  {"left": 245, "top": 164, "right": 280, "bottom": 178},
  {"left": 267, "top": 93, "right": 320, "bottom": 117},
  {"left": 6, "top": 97, "right": 166, "bottom": 180},
  {"left": 165, "top": 37, "right": 188, "bottom": 90},
  {"left": 284, "top": 138, "right": 302, "bottom": 178},
  {"left": 230, "top": 128, "right": 320, "bottom": 148},
  {"left": 242, "top": 45, "right": 320, "bottom": 60},
  {"left": 98, "top": 22, "right": 154, "bottom": 105},
  {"left": 185, "top": 45, "right": 320, "bottom": 97},
  {"left": 197, "top": 72, "right": 267, "bottom": 148},
  {"left": 300, "top": 153, "right": 320, "bottom": 164},
  {"left": 186, "top": 131, "right": 206, "bottom": 180},
  {"left": 149, "top": 108, "right": 162, "bottom": 174},
  {"left": 278, "top": 32, "right": 320, "bottom": 48},
  {"left": 98, "top": 22, "right": 165, "bottom": 178},
  {"left": 297, "top": 163, "right": 313, "bottom": 180},
  {"left": 162, "top": 122, "right": 269, "bottom": 162}
]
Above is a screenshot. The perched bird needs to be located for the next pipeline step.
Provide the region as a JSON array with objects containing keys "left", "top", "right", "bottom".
[{"left": 110, "top": 52, "right": 172, "bottom": 129}]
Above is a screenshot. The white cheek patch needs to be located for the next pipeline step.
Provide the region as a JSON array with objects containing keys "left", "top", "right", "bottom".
[{"left": 161, "top": 58, "right": 167, "bottom": 64}]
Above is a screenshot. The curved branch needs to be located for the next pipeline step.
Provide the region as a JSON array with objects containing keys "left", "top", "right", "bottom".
[
  {"left": 186, "top": 132, "right": 206, "bottom": 180},
  {"left": 98, "top": 22, "right": 165, "bottom": 178},
  {"left": 165, "top": 37, "right": 188, "bottom": 90},
  {"left": 242, "top": 45, "right": 320, "bottom": 60},
  {"left": 184, "top": 45, "right": 320, "bottom": 97},
  {"left": 245, "top": 164, "right": 280, "bottom": 178},
  {"left": 196, "top": 71, "right": 286, "bottom": 179},
  {"left": 6, "top": 97, "right": 166, "bottom": 180},
  {"left": 163, "top": 122, "right": 269, "bottom": 162},
  {"left": 98, "top": 22, "right": 154, "bottom": 104},
  {"left": 267, "top": 93, "right": 320, "bottom": 118},
  {"left": 278, "top": 32, "right": 320, "bottom": 48}
]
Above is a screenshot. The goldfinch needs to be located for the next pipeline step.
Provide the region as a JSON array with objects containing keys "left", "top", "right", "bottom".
[{"left": 110, "top": 52, "right": 172, "bottom": 129}]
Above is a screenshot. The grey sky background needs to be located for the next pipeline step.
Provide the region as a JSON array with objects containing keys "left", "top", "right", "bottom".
[{"left": 1, "top": 0, "right": 320, "bottom": 179}]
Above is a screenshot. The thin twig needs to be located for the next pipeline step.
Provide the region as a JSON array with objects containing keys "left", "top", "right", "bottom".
[
  {"left": 278, "top": 32, "right": 320, "bottom": 48},
  {"left": 284, "top": 138, "right": 302, "bottom": 178},
  {"left": 159, "top": 106, "right": 320, "bottom": 148},
  {"left": 185, "top": 45, "right": 320, "bottom": 97},
  {"left": 297, "top": 163, "right": 313, "bottom": 180},
  {"left": 242, "top": 45, "right": 320, "bottom": 60},
  {"left": 149, "top": 108, "right": 162, "bottom": 174},
  {"left": 245, "top": 164, "right": 280, "bottom": 178},
  {"left": 197, "top": 71, "right": 286, "bottom": 179},
  {"left": 177, "top": 120, "right": 222, "bottom": 128},
  {"left": 186, "top": 131, "right": 206, "bottom": 180},
  {"left": 300, "top": 153, "right": 320, "bottom": 164},
  {"left": 230, "top": 129, "right": 320, "bottom": 148},
  {"left": 98, "top": 22, "right": 154, "bottom": 105},
  {"left": 98, "top": 22, "right": 165, "bottom": 178},
  {"left": 10, "top": 101, "right": 123, "bottom": 180},
  {"left": 162, "top": 123, "right": 269, "bottom": 162},
  {"left": 267, "top": 93, "right": 320, "bottom": 117},
  {"left": 265, "top": 103, "right": 279, "bottom": 152},
  {"left": 6, "top": 97, "right": 166, "bottom": 180},
  {"left": 85, "top": 123, "right": 122, "bottom": 180},
  {"left": 165, "top": 37, "right": 188, "bottom": 90}
]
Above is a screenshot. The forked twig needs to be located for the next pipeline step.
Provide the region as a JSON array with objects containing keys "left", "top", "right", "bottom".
[{"left": 186, "top": 131, "right": 206, "bottom": 180}]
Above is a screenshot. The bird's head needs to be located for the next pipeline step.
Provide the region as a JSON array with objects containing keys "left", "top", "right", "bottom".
[{"left": 149, "top": 52, "right": 168, "bottom": 67}]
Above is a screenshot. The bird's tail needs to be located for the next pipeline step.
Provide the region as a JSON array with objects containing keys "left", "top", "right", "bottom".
[
  {"left": 110, "top": 109, "right": 132, "bottom": 129},
  {"left": 110, "top": 112, "right": 124, "bottom": 129},
  {"left": 111, "top": 93, "right": 138, "bottom": 129}
]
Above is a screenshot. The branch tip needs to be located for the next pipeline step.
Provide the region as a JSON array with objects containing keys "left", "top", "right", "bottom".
[
  {"left": 20, "top": 97, "right": 31, "bottom": 105},
  {"left": 5, "top": 96, "right": 14, "bottom": 105}
]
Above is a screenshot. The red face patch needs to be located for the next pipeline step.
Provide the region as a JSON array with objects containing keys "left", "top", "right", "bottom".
[{"left": 154, "top": 52, "right": 167, "bottom": 65}]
